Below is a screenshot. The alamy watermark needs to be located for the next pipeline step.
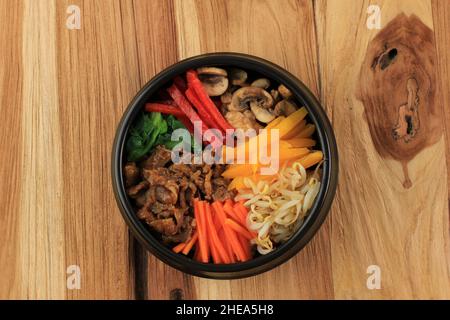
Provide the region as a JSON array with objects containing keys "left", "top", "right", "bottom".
[{"left": 170, "top": 123, "right": 280, "bottom": 175}]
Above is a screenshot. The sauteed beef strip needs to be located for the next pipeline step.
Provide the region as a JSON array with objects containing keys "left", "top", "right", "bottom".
[
  {"left": 149, "top": 218, "right": 177, "bottom": 236},
  {"left": 212, "top": 177, "right": 235, "bottom": 201},
  {"left": 126, "top": 145, "right": 235, "bottom": 243},
  {"left": 204, "top": 169, "right": 213, "bottom": 200},
  {"left": 162, "top": 216, "right": 194, "bottom": 243},
  {"left": 124, "top": 162, "right": 140, "bottom": 187},
  {"left": 141, "top": 145, "right": 172, "bottom": 169},
  {"left": 126, "top": 180, "right": 149, "bottom": 198}
]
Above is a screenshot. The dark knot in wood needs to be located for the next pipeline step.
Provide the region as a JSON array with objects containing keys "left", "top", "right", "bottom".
[{"left": 356, "top": 14, "right": 442, "bottom": 188}]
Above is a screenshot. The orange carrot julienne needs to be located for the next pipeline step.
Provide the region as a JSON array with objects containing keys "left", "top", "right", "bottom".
[
  {"left": 233, "top": 203, "right": 257, "bottom": 238},
  {"left": 199, "top": 201, "right": 211, "bottom": 263},
  {"left": 225, "top": 218, "right": 255, "bottom": 241},
  {"left": 172, "top": 242, "right": 186, "bottom": 253},
  {"left": 194, "top": 199, "right": 209, "bottom": 263},
  {"left": 232, "top": 203, "right": 247, "bottom": 226},
  {"left": 194, "top": 243, "right": 201, "bottom": 261},
  {"left": 223, "top": 201, "right": 242, "bottom": 224},
  {"left": 219, "top": 228, "right": 235, "bottom": 263},
  {"left": 213, "top": 210, "right": 222, "bottom": 232},
  {"left": 237, "top": 234, "right": 251, "bottom": 261},
  {"left": 212, "top": 202, "right": 247, "bottom": 262},
  {"left": 204, "top": 202, "right": 231, "bottom": 264},
  {"left": 182, "top": 231, "right": 198, "bottom": 255},
  {"left": 202, "top": 201, "right": 221, "bottom": 264}
]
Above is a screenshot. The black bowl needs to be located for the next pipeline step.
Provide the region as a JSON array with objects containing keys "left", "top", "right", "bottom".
[{"left": 112, "top": 52, "right": 338, "bottom": 279}]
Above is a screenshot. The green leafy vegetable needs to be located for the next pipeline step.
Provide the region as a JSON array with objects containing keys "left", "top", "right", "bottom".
[
  {"left": 126, "top": 112, "right": 166, "bottom": 161},
  {"left": 126, "top": 112, "right": 197, "bottom": 161}
]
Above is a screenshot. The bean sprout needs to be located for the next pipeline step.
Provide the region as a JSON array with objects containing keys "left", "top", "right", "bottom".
[{"left": 236, "top": 161, "right": 322, "bottom": 254}]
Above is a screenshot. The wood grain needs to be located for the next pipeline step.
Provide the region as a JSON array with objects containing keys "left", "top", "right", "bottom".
[
  {"left": 315, "top": 0, "right": 450, "bottom": 299},
  {"left": 55, "top": 0, "right": 139, "bottom": 299},
  {"left": 0, "top": 0, "right": 23, "bottom": 299},
  {"left": 18, "top": 0, "right": 66, "bottom": 299},
  {"left": 432, "top": 0, "right": 450, "bottom": 211},
  {"left": 173, "top": 0, "right": 333, "bottom": 299},
  {"left": 0, "top": 0, "right": 449, "bottom": 300}
]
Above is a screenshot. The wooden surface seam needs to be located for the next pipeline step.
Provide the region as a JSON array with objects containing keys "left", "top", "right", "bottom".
[{"left": 0, "top": 0, "right": 448, "bottom": 300}]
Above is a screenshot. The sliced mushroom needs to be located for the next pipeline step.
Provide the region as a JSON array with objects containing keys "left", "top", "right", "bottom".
[
  {"left": 273, "top": 100, "right": 297, "bottom": 116},
  {"left": 197, "top": 67, "right": 227, "bottom": 77},
  {"left": 225, "top": 110, "right": 261, "bottom": 130},
  {"left": 278, "top": 84, "right": 292, "bottom": 99},
  {"left": 228, "top": 86, "right": 274, "bottom": 112},
  {"left": 197, "top": 67, "right": 229, "bottom": 96},
  {"left": 220, "top": 91, "right": 232, "bottom": 105},
  {"left": 250, "top": 102, "right": 275, "bottom": 123},
  {"left": 228, "top": 68, "right": 247, "bottom": 86},
  {"left": 270, "top": 89, "right": 280, "bottom": 102},
  {"left": 251, "top": 78, "right": 271, "bottom": 89}
]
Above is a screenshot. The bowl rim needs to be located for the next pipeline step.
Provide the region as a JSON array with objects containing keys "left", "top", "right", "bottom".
[{"left": 111, "top": 52, "right": 338, "bottom": 279}]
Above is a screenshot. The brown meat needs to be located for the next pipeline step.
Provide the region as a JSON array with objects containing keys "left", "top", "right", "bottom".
[
  {"left": 137, "top": 206, "right": 155, "bottom": 224},
  {"left": 141, "top": 145, "right": 172, "bottom": 169},
  {"left": 124, "top": 162, "right": 140, "bottom": 187},
  {"left": 162, "top": 216, "right": 194, "bottom": 243},
  {"left": 126, "top": 180, "right": 149, "bottom": 198},
  {"left": 149, "top": 218, "right": 177, "bottom": 236},
  {"left": 204, "top": 169, "right": 213, "bottom": 200},
  {"left": 212, "top": 177, "right": 236, "bottom": 201},
  {"left": 127, "top": 145, "right": 236, "bottom": 243}
]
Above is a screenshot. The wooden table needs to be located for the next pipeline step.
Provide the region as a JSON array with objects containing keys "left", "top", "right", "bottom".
[{"left": 1, "top": 0, "right": 449, "bottom": 299}]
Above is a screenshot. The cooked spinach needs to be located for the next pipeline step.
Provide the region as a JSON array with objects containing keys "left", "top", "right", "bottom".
[{"left": 126, "top": 113, "right": 192, "bottom": 161}]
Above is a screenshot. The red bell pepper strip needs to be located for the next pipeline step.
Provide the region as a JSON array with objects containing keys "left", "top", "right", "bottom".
[
  {"left": 185, "top": 88, "right": 219, "bottom": 130},
  {"left": 145, "top": 102, "right": 194, "bottom": 133},
  {"left": 145, "top": 103, "right": 185, "bottom": 117},
  {"left": 167, "top": 84, "right": 210, "bottom": 133},
  {"left": 173, "top": 76, "right": 187, "bottom": 92},
  {"left": 186, "top": 70, "right": 234, "bottom": 132},
  {"left": 178, "top": 116, "right": 195, "bottom": 134},
  {"left": 157, "top": 99, "right": 177, "bottom": 106},
  {"left": 167, "top": 84, "right": 223, "bottom": 148}
]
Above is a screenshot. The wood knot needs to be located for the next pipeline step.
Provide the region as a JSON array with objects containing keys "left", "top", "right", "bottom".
[
  {"left": 169, "top": 288, "right": 184, "bottom": 300},
  {"left": 356, "top": 14, "right": 442, "bottom": 188}
]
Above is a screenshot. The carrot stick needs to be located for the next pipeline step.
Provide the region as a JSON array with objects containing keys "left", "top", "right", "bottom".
[
  {"left": 212, "top": 202, "right": 247, "bottom": 262},
  {"left": 204, "top": 202, "right": 231, "bottom": 264},
  {"left": 223, "top": 201, "right": 242, "bottom": 224},
  {"left": 233, "top": 203, "right": 258, "bottom": 238},
  {"left": 225, "top": 218, "right": 255, "bottom": 241},
  {"left": 219, "top": 228, "right": 235, "bottom": 263},
  {"left": 238, "top": 234, "right": 251, "bottom": 260},
  {"left": 232, "top": 203, "right": 247, "bottom": 226},
  {"left": 194, "top": 243, "right": 201, "bottom": 261},
  {"left": 213, "top": 210, "right": 222, "bottom": 232},
  {"left": 172, "top": 242, "right": 186, "bottom": 253},
  {"left": 194, "top": 199, "right": 209, "bottom": 263},
  {"left": 202, "top": 201, "right": 221, "bottom": 264},
  {"left": 182, "top": 231, "right": 198, "bottom": 255}
]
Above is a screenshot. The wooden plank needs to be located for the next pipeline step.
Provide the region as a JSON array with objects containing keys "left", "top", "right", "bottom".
[
  {"left": 132, "top": 0, "right": 197, "bottom": 300},
  {"left": 55, "top": 0, "right": 139, "bottom": 299},
  {"left": 0, "top": 0, "right": 23, "bottom": 299},
  {"left": 15, "top": 0, "right": 67, "bottom": 299},
  {"left": 432, "top": 0, "right": 450, "bottom": 210},
  {"left": 172, "top": 0, "right": 334, "bottom": 299},
  {"left": 315, "top": 0, "right": 450, "bottom": 299}
]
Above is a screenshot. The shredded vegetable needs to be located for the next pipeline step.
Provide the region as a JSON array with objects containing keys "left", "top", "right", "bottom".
[{"left": 235, "top": 161, "right": 322, "bottom": 255}]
